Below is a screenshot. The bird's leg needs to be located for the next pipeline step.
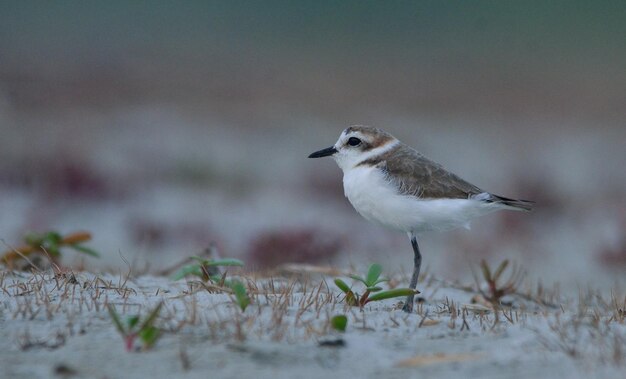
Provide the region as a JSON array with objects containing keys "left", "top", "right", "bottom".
[{"left": 402, "top": 235, "right": 421, "bottom": 313}]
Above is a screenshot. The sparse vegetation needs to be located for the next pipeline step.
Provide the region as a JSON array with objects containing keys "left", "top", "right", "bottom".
[
  {"left": 473, "top": 259, "right": 524, "bottom": 307},
  {"left": 1, "top": 261, "right": 625, "bottom": 376},
  {"left": 229, "top": 279, "right": 250, "bottom": 312},
  {"left": 171, "top": 256, "right": 244, "bottom": 282},
  {"left": 334, "top": 263, "right": 418, "bottom": 308},
  {"left": 107, "top": 302, "right": 163, "bottom": 351},
  {"left": 170, "top": 256, "right": 249, "bottom": 311},
  {"left": 1, "top": 231, "right": 99, "bottom": 269}
]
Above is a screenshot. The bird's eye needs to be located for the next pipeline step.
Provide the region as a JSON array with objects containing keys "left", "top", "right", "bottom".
[{"left": 347, "top": 137, "right": 361, "bottom": 147}]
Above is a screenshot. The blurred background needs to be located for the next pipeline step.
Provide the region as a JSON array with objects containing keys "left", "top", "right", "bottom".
[{"left": 1, "top": 1, "right": 625, "bottom": 288}]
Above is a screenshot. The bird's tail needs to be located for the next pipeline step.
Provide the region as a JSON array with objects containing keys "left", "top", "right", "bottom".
[{"left": 490, "top": 195, "right": 535, "bottom": 211}]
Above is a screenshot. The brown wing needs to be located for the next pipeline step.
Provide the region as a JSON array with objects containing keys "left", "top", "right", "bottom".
[{"left": 380, "top": 145, "right": 484, "bottom": 200}]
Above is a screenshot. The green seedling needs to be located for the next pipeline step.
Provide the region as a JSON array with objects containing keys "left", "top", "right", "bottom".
[
  {"left": 475, "top": 259, "right": 524, "bottom": 306},
  {"left": 331, "top": 315, "right": 348, "bottom": 332},
  {"left": 1, "top": 231, "right": 99, "bottom": 268},
  {"left": 108, "top": 302, "right": 163, "bottom": 351},
  {"left": 228, "top": 280, "right": 250, "bottom": 312},
  {"left": 171, "top": 257, "right": 244, "bottom": 282},
  {"left": 171, "top": 256, "right": 249, "bottom": 311},
  {"left": 335, "top": 263, "right": 418, "bottom": 308}
]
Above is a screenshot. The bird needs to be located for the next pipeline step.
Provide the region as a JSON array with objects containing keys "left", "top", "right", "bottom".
[{"left": 308, "top": 125, "right": 533, "bottom": 313}]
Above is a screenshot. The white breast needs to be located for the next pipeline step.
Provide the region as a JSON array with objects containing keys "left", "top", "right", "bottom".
[{"left": 342, "top": 166, "right": 502, "bottom": 233}]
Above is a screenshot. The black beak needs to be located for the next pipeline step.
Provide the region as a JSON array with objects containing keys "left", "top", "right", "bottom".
[{"left": 308, "top": 146, "right": 337, "bottom": 158}]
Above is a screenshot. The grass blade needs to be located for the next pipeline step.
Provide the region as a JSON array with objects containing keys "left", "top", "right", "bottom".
[
  {"left": 107, "top": 304, "right": 126, "bottom": 335},
  {"left": 140, "top": 301, "right": 163, "bottom": 330},
  {"left": 493, "top": 259, "right": 509, "bottom": 282},
  {"left": 138, "top": 302, "right": 163, "bottom": 332},
  {"left": 480, "top": 260, "right": 492, "bottom": 282}
]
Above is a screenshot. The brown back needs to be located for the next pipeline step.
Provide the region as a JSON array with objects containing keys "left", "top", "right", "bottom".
[{"left": 359, "top": 143, "right": 484, "bottom": 199}]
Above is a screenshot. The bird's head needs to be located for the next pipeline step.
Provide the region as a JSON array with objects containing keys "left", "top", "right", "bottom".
[{"left": 308, "top": 125, "right": 398, "bottom": 171}]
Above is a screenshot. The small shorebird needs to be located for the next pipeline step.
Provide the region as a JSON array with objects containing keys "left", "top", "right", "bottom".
[{"left": 308, "top": 126, "right": 533, "bottom": 313}]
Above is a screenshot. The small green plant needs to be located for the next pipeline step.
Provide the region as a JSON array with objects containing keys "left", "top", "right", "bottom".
[
  {"left": 107, "top": 302, "right": 163, "bottom": 351},
  {"left": 331, "top": 315, "right": 348, "bottom": 332},
  {"left": 171, "top": 256, "right": 249, "bottom": 311},
  {"left": 1, "top": 231, "right": 99, "bottom": 267},
  {"left": 475, "top": 259, "right": 524, "bottom": 306},
  {"left": 171, "top": 257, "right": 244, "bottom": 282},
  {"left": 228, "top": 280, "right": 250, "bottom": 312},
  {"left": 334, "top": 263, "right": 418, "bottom": 308}
]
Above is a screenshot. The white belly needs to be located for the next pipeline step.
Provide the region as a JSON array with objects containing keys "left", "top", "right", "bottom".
[{"left": 342, "top": 166, "right": 501, "bottom": 233}]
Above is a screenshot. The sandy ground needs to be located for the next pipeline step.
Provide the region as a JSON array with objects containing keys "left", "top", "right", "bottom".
[{"left": 1, "top": 265, "right": 625, "bottom": 379}]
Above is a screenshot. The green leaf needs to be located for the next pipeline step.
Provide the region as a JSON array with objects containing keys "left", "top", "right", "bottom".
[
  {"left": 107, "top": 304, "right": 126, "bottom": 335},
  {"left": 127, "top": 315, "right": 140, "bottom": 329},
  {"left": 190, "top": 256, "right": 244, "bottom": 267},
  {"left": 374, "top": 278, "right": 389, "bottom": 285},
  {"left": 365, "top": 264, "right": 383, "bottom": 286},
  {"left": 190, "top": 256, "right": 209, "bottom": 264},
  {"left": 331, "top": 315, "right": 348, "bottom": 332},
  {"left": 171, "top": 265, "right": 204, "bottom": 280},
  {"left": 70, "top": 244, "right": 100, "bottom": 257},
  {"left": 44, "top": 231, "right": 63, "bottom": 245},
  {"left": 348, "top": 275, "right": 368, "bottom": 286},
  {"left": 206, "top": 258, "right": 244, "bottom": 267},
  {"left": 230, "top": 281, "right": 250, "bottom": 312},
  {"left": 138, "top": 326, "right": 160, "bottom": 348},
  {"left": 366, "top": 288, "right": 418, "bottom": 303},
  {"left": 334, "top": 279, "right": 351, "bottom": 294},
  {"left": 366, "top": 286, "right": 383, "bottom": 292}
]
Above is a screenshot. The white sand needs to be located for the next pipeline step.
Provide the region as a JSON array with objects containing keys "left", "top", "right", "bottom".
[{"left": 1, "top": 268, "right": 624, "bottom": 379}]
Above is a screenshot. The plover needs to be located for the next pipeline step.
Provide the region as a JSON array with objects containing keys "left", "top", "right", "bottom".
[{"left": 308, "top": 125, "right": 533, "bottom": 313}]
